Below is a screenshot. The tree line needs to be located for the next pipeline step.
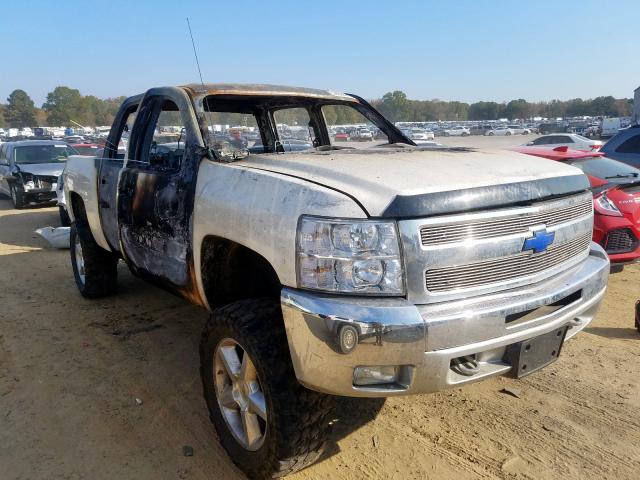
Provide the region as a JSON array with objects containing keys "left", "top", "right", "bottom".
[
  {"left": 0, "top": 87, "right": 126, "bottom": 129},
  {"left": 373, "top": 91, "right": 634, "bottom": 123},
  {"left": 0, "top": 87, "right": 635, "bottom": 129}
]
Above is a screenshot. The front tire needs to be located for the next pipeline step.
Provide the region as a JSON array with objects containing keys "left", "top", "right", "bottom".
[
  {"left": 10, "top": 184, "right": 25, "bottom": 209},
  {"left": 70, "top": 222, "right": 118, "bottom": 298},
  {"left": 200, "top": 298, "right": 334, "bottom": 479}
]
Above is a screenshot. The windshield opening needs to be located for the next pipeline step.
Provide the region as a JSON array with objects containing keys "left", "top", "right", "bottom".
[
  {"left": 14, "top": 145, "right": 76, "bottom": 164},
  {"left": 199, "top": 94, "right": 405, "bottom": 160}
]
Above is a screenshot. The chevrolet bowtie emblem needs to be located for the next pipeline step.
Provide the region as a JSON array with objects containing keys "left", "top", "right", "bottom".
[{"left": 523, "top": 229, "right": 555, "bottom": 253}]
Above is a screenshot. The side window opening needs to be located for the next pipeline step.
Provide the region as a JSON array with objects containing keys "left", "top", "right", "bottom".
[
  {"left": 272, "top": 107, "right": 316, "bottom": 152},
  {"left": 131, "top": 98, "right": 186, "bottom": 171},
  {"left": 107, "top": 106, "right": 137, "bottom": 160}
]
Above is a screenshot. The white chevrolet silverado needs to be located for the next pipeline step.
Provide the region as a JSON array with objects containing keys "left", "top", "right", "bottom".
[{"left": 63, "top": 84, "right": 609, "bottom": 479}]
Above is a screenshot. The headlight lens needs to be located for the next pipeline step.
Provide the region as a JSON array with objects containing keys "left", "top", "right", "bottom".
[
  {"left": 297, "top": 217, "right": 404, "bottom": 295},
  {"left": 594, "top": 192, "right": 622, "bottom": 217}
]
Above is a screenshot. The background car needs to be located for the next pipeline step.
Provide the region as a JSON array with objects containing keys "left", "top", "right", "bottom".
[
  {"left": 511, "top": 145, "right": 640, "bottom": 266},
  {"left": 485, "top": 125, "right": 530, "bottom": 136},
  {"left": 524, "top": 133, "right": 602, "bottom": 152},
  {"left": 0, "top": 140, "right": 76, "bottom": 208},
  {"left": 350, "top": 128, "right": 374, "bottom": 141},
  {"left": 69, "top": 143, "right": 102, "bottom": 156},
  {"left": 599, "top": 124, "right": 640, "bottom": 169},
  {"left": 407, "top": 128, "right": 435, "bottom": 141},
  {"left": 443, "top": 126, "right": 470, "bottom": 136}
]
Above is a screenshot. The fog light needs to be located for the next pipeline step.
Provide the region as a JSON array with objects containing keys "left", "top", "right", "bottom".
[{"left": 353, "top": 365, "right": 401, "bottom": 386}]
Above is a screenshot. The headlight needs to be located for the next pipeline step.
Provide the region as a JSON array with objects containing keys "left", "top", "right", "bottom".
[
  {"left": 594, "top": 192, "right": 622, "bottom": 217},
  {"left": 297, "top": 216, "right": 404, "bottom": 295}
]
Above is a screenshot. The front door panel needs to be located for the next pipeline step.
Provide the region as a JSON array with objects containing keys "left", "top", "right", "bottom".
[{"left": 117, "top": 87, "right": 204, "bottom": 303}]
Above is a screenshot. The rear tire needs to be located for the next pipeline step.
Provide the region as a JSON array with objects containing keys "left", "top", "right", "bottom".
[
  {"left": 70, "top": 221, "right": 118, "bottom": 298},
  {"left": 200, "top": 298, "right": 334, "bottom": 479},
  {"left": 10, "top": 184, "right": 25, "bottom": 209}
]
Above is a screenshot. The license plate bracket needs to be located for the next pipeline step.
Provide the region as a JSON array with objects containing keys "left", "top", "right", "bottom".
[{"left": 503, "top": 326, "right": 568, "bottom": 378}]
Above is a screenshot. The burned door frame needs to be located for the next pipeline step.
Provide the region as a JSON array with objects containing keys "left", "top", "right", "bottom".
[
  {"left": 97, "top": 94, "right": 142, "bottom": 252},
  {"left": 117, "top": 87, "right": 205, "bottom": 303}
]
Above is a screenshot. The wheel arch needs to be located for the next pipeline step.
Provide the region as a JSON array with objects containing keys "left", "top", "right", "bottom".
[{"left": 199, "top": 235, "right": 283, "bottom": 311}]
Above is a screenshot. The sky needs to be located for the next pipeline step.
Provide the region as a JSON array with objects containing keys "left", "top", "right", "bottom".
[{"left": 2, "top": 0, "right": 639, "bottom": 106}]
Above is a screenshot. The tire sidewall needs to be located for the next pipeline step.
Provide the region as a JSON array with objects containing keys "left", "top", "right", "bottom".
[
  {"left": 70, "top": 224, "right": 87, "bottom": 293},
  {"left": 10, "top": 184, "right": 23, "bottom": 208},
  {"left": 201, "top": 320, "right": 276, "bottom": 472}
]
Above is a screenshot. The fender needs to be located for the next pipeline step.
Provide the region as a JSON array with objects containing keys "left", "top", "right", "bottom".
[
  {"left": 64, "top": 155, "right": 111, "bottom": 251},
  {"left": 192, "top": 160, "right": 367, "bottom": 311}
]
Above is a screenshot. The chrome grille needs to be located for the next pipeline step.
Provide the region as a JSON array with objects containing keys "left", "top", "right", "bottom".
[
  {"left": 425, "top": 232, "right": 592, "bottom": 292},
  {"left": 421, "top": 197, "right": 592, "bottom": 246}
]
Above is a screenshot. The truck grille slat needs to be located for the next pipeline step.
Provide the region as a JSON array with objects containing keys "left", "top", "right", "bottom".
[
  {"left": 425, "top": 233, "right": 591, "bottom": 292},
  {"left": 421, "top": 199, "right": 592, "bottom": 246}
]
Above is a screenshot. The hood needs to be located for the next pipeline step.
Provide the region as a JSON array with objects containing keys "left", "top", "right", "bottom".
[
  {"left": 237, "top": 147, "right": 590, "bottom": 217},
  {"left": 14, "top": 162, "right": 65, "bottom": 178}
]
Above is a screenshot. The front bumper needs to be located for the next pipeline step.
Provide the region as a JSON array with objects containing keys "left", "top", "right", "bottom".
[
  {"left": 281, "top": 243, "right": 609, "bottom": 397},
  {"left": 23, "top": 189, "right": 57, "bottom": 205}
]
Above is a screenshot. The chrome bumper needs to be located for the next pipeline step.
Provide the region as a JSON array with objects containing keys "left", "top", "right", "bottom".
[{"left": 281, "top": 243, "right": 609, "bottom": 397}]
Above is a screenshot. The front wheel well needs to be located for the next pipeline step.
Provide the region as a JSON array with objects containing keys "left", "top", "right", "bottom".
[
  {"left": 200, "top": 236, "right": 282, "bottom": 309},
  {"left": 69, "top": 191, "right": 87, "bottom": 225}
]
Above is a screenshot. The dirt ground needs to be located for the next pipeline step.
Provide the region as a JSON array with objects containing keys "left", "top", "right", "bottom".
[{"left": 1, "top": 154, "right": 639, "bottom": 479}]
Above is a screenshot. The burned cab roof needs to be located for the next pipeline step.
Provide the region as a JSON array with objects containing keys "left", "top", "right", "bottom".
[{"left": 180, "top": 83, "right": 356, "bottom": 102}]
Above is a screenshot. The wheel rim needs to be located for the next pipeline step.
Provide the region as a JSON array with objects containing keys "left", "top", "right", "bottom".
[
  {"left": 214, "top": 338, "right": 267, "bottom": 451},
  {"left": 74, "top": 236, "right": 86, "bottom": 285},
  {"left": 10, "top": 186, "right": 16, "bottom": 204}
]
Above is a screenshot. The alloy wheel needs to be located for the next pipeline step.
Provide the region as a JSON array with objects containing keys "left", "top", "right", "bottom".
[
  {"left": 214, "top": 338, "right": 268, "bottom": 451},
  {"left": 74, "top": 237, "right": 86, "bottom": 285}
]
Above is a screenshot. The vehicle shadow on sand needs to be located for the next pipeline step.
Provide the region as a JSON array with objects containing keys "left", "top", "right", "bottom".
[
  {"left": 585, "top": 326, "right": 639, "bottom": 340},
  {"left": 319, "top": 397, "right": 386, "bottom": 461}
]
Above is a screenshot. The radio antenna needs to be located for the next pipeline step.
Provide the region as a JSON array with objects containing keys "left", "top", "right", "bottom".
[
  {"left": 187, "top": 17, "right": 205, "bottom": 87},
  {"left": 186, "top": 17, "right": 217, "bottom": 150}
]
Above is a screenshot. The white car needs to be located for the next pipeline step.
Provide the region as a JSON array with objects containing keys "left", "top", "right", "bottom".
[
  {"left": 524, "top": 134, "right": 603, "bottom": 152},
  {"left": 408, "top": 128, "right": 435, "bottom": 141},
  {"left": 443, "top": 126, "right": 470, "bottom": 136},
  {"left": 486, "top": 125, "right": 530, "bottom": 136},
  {"left": 351, "top": 128, "right": 374, "bottom": 141}
]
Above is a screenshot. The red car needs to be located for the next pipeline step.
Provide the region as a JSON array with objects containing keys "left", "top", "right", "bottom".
[
  {"left": 69, "top": 143, "right": 102, "bottom": 156},
  {"left": 511, "top": 146, "right": 640, "bottom": 266}
]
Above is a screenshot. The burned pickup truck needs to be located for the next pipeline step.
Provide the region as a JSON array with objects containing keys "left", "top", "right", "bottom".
[{"left": 63, "top": 84, "right": 609, "bottom": 478}]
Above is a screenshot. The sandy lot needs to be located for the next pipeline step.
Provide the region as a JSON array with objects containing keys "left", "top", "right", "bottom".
[{"left": 1, "top": 145, "right": 639, "bottom": 479}]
